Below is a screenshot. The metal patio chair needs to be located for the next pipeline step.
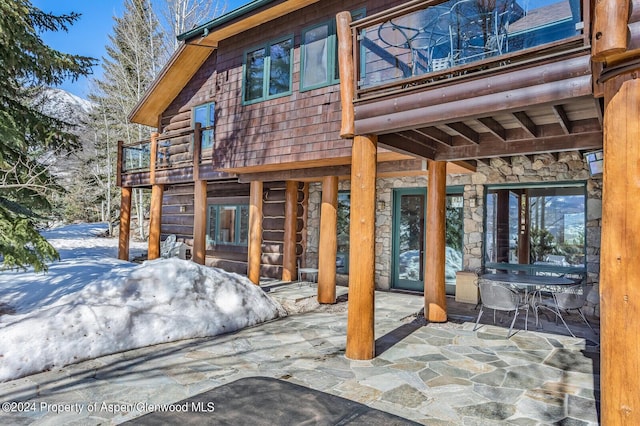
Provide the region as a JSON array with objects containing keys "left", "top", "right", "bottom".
[
  {"left": 474, "top": 279, "right": 529, "bottom": 338},
  {"left": 533, "top": 282, "right": 596, "bottom": 337}
]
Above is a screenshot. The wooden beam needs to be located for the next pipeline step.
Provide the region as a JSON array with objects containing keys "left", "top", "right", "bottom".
[
  {"left": 150, "top": 132, "right": 159, "bottom": 184},
  {"left": 356, "top": 76, "right": 593, "bottom": 135},
  {"left": 118, "top": 187, "right": 132, "bottom": 261},
  {"left": 248, "top": 181, "right": 263, "bottom": 285},
  {"left": 512, "top": 112, "right": 538, "bottom": 138},
  {"left": 192, "top": 180, "right": 207, "bottom": 265},
  {"left": 600, "top": 71, "right": 640, "bottom": 424},
  {"left": 193, "top": 123, "right": 202, "bottom": 181},
  {"left": 425, "top": 160, "right": 447, "bottom": 322},
  {"left": 592, "top": 0, "right": 630, "bottom": 61},
  {"left": 378, "top": 133, "right": 436, "bottom": 159},
  {"left": 318, "top": 176, "right": 338, "bottom": 304},
  {"left": 477, "top": 117, "right": 507, "bottom": 141},
  {"left": 346, "top": 134, "right": 377, "bottom": 360},
  {"left": 415, "top": 127, "right": 452, "bottom": 146},
  {"left": 445, "top": 122, "right": 479, "bottom": 144},
  {"left": 148, "top": 184, "right": 164, "bottom": 260},
  {"left": 435, "top": 131, "right": 603, "bottom": 162},
  {"left": 282, "top": 181, "right": 298, "bottom": 282},
  {"left": 337, "top": 11, "right": 354, "bottom": 138},
  {"left": 552, "top": 105, "right": 572, "bottom": 134}
]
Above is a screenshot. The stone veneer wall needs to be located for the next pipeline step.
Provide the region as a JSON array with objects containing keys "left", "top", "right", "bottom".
[{"left": 305, "top": 151, "right": 602, "bottom": 290}]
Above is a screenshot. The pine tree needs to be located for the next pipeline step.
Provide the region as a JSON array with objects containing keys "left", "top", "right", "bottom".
[
  {"left": 0, "top": 0, "right": 94, "bottom": 271},
  {"left": 90, "top": 0, "right": 164, "bottom": 240}
]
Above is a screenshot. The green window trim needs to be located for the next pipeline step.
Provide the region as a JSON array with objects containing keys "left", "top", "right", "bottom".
[
  {"left": 300, "top": 9, "right": 366, "bottom": 92},
  {"left": 206, "top": 204, "right": 249, "bottom": 247},
  {"left": 482, "top": 181, "right": 588, "bottom": 275},
  {"left": 242, "top": 34, "right": 294, "bottom": 105},
  {"left": 193, "top": 102, "right": 215, "bottom": 150}
]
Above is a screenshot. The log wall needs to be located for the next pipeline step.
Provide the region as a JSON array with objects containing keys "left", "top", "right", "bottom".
[{"left": 161, "top": 180, "right": 306, "bottom": 278}]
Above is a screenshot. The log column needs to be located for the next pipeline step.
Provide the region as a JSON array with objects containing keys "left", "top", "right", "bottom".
[
  {"left": 118, "top": 186, "right": 132, "bottom": 261},
  {"left": 346, "top": 134, "right": 377, "bottom": 360},
  {"left": 192, "top": 179, "right": 207, "bottom": 265},
  {"left": 148, "top": 184, "right": 164, "bottom": 260},
  {"left": 282, "top": 181, "right": 298, "bottom": 281},
  {"left": 318, "top": 175, "right": 338, "bottom": 304},
  {"left": 248, "top": 181, "right": 263, "bottom": 285},
  {"left": 424, "top": 160, "right": 447, "bottom": 322},
  {"left": 600, "top": 70, "right": 640, "bottom": 424}
]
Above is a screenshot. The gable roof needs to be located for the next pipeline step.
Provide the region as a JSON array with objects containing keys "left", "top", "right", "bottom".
[{"left": 129, "top": 0, "right": 319, "bottom": 126}]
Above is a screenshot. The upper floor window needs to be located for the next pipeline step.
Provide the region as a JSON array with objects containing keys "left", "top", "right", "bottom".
[
  {"left": 193, "top": 102, "right": 215, "bottom": 149},
  {"left": 207, "top": 204, "right": 249, "bottom": 247},
  {"left": 484, "top": 182, "right": 587, "bottom": 275},
  {"left": 243, "top": 35, "right": 293, "bottom": 104},
  {"left": 301, "top": 9, "right": 366, "bottom": 91}
]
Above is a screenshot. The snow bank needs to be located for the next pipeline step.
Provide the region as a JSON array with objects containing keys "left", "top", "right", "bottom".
[{"left": 0, "top": 258, "right": 286, "bottom": 382}]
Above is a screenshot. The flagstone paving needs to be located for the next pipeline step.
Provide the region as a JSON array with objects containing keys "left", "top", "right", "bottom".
[{"left": 0, "top": 284, "right": 599, "bottom": 425}]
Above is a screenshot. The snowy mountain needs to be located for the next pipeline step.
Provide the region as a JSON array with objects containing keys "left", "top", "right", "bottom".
[{"left": 33, "top": 87, "right": 94, "bottom": 126}]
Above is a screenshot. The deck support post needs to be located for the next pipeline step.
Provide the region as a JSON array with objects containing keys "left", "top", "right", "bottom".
[
  {"left": 425, "top": 160, "right": 447, "bottom": 322},
  {"left": 118, "top": 186, "right": 132, "bottom": 261},
  {"left": 148, "top": 184, "right": 164, "bottom": 260},
  {"left": 318, "top": 175, "right": 338, "bottom": 304},
  {"left": 346, "top": 134, "right": 377, "bottom": 360},
  {"left": 192, "top": 179, "right": 207, "bottom": 265},
  {"left": 248, "top": 180, "right": 263, "bottom": 285},
  {"left": 282, "top": 181, "right": 298, "bottom": 281},
  {"left": 600, "top": 70, "right": 640, "bottom": 425}
]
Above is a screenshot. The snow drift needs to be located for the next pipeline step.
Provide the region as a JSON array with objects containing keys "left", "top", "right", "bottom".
[{"left": 0, "top": 258, "right": 286, "bottom": 382}]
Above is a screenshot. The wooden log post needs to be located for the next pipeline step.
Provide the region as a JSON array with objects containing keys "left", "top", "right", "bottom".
[
  {"left": 592, "top": 0, "right": 630, "bottom": 61},
  {"left": 318, "top": 175, "right": 338, "bottom": 304},
  {"left": 248, "top": 181, "right": 263, "bottom": 285},
  {"left": 118, "top": 186, "right": 132, "bottom": 261},
  {"left": 346, "top": 134, "right": 377, "bottom": 360},
  {"left": 282, "top": 181, "right": 298, "bottom": 281},
  {"left": 148, "top": 184, "right": 164, "bottom": 260},
  {"left": 424, "top": 160, "right": 447, "bottom": 322},
  {"left": 600, "top": 70, "right": 640, "bottom": 425},
  {"left": 193, "top": 123, "right": 202, "bottom": 181},
  {"left": 192, "top": 179, "right": 207, "bottom": 265},
  {"left": 336, "top": 11, "right": 355, "bottom": 138}
]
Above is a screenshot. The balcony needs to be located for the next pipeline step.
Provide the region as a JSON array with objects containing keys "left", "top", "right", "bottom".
[
  {"left": 118, "top": 124, "right": 226, "bottom": 187},
  {"left": 347, "top": 0, "right": 600, "bottom": 164},
  {"left": 356, "top": 0, "right": 584, "bottom": 97}
]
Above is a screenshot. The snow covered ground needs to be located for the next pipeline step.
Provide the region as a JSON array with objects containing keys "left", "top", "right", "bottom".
[{"left": 0, "top": 223, "right": 285, "bottom": 382}]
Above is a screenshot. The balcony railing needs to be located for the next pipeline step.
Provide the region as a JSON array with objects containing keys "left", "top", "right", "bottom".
[
  {"left": 118, "top": 123, "right": 214, "bottom": 181},
  {"left": 354, "top": 0, "right": 583, "bottom": 96}
]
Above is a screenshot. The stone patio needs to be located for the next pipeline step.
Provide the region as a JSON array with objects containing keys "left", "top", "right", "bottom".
[{"left": 0, "top": 283, "right": 600, "bottom": 425}]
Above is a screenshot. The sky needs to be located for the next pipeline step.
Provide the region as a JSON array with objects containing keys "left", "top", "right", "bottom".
[
  {"left": 0, "top": 223, "right": 285, "bottom": 383},
  {"left": 32, "top": 0, "right": 253, "bottom": 99}
]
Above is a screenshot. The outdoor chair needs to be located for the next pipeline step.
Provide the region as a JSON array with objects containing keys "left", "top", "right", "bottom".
[
  {"left": 474, "top": 279, "right": 529, "bottom": 338},
  {"left": 533, "top": 283, "right": 596, "bottom": 337},
  {"left": 297, "top": 259, "right": 318, "bottom": 287},
  {"left": 160, "top": 234, "right": 180, "bottom": 258}
]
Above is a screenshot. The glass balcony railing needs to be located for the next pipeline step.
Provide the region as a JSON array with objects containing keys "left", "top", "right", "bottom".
[
  {"left": 357, "top": 0, "right": 583, "bottom": 90},
  {"left": 122, "top": 141, "right": 151, "bottom": 172}
]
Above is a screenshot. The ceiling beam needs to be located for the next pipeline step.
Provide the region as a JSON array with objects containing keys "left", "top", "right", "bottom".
[
  {"left": 552, "top": 105, "right": 572, "bottom": 134},
  {"left": 477, "top": 117, "right": 506, "bottom": 141},
  {"left": 378, "top": 133, "right": 437, "bottom": 159},
  {"left": 414, "top": 127, "right": 452, "bottom": 146},
  {"left": 445, "top": 122, "right": 480, "bottom": 144},
  {"left": 435, "top": 131, "right": 603, "bottom": 162},
  {"left": 512, "top": 111, "right": 539, "bottom": 138}
]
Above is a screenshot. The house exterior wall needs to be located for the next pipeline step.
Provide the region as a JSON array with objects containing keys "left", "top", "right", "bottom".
[
  {"left": 158, "top": 0, "right": 407, "bottom": 171},
  {"left": 306, "top": 151, "right": 601, "bottom": 290}
]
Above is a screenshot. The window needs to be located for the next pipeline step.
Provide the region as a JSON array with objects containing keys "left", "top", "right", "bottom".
[
  {"left": 301, "top": 9, "right": 366, "bottom": 91},
  {"left": 206, "top": 204, "right": 249, "bottom": 247},
  {"left": 484, "top": 183, "right": 586, "bottom": 274},
  {"left": 193, "top": 102, "right": 215, "bottom": 149},
  {"left": 243, "top": 36, "right": 293, "bottom": 104}
]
